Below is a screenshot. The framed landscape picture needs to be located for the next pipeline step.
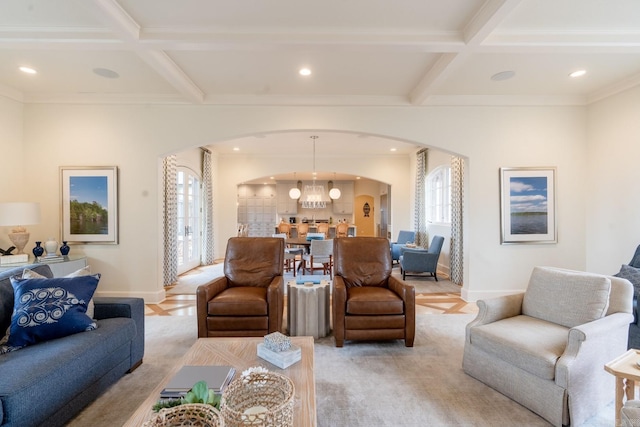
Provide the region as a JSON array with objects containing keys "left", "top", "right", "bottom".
[
  {"left": 500, "top": 167, "right": 556, "bottom": 244},
  {"left": 60, "top": 166, "right": 119, "bottom": 244}
]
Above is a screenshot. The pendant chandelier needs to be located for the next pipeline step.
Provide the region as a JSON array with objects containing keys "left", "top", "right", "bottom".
[
  {"left": 328, "top": 172, "right": 341, "bottom": 200},
  {"left": 299, "top": 136, "right": 331, "bottom": 209}
]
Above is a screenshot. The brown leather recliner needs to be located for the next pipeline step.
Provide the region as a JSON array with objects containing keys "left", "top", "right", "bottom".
[
  {"left": 332, "top": 237, "right": 415, "bottom": 347},
  {"left": 197, "top": 237, "right": 284, "bottom": 337}
]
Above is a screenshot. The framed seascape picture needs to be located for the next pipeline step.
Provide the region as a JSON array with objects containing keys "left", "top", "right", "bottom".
[
  {"left": 60, "top": 166, "right": 119, "bottom": 244},
  {"left": 500, "top": 167, "right": 556, "bottom": 244}
]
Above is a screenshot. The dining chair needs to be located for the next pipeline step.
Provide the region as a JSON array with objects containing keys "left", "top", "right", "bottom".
[
  {"left": 272, "top": 233, "right": 303, "bottom": 277},
  {"left": 277, "top": 222, "right": 291, "bottom": 238},
  {"left": 316, "top": 223, "right": 329, "bottom": 238},
  {"left": 296, "top": 222, "right": 309, "bottom": 240},
  {"left": 302, "top": 239, "right": 333, "bottom": 277},
  {"left": 335, "top": 222, "right": 349, "bottom": 238}
]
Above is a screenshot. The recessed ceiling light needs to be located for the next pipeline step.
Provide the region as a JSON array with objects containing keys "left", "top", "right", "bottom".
[
  {"left": 490, "top": 70, "right": 515, "bottom": 81},
  {"left": 19, "top": 66, "right": 37, "bottom": 74},
  {"left": 93, "top": 68, "right": 119, "bottom": 79},
  {"left": 569, "top": 69, "right": 587, "bottom": 78},
  {"left": 233, "top": 147, "right": 240, "bottom": 151},
  {"left": 390, "top": 148, "right": 397, "bottom": 152},
  {"left": 299, "top": 68, "right": 312, "bottom": 76}
]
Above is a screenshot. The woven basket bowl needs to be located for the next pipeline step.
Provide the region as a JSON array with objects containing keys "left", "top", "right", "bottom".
[
  {"left": 143, "top": 403, "right": 223, "bottom": 427},
  {"left": 221, "top": 372, "right": 295, "bottom": 427}
]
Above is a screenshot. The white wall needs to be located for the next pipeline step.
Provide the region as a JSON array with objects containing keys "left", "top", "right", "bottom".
[
  {"left": 0, "top": 98, "right": 25, "bottom": 199},
  {"left": 586, "top": 85, "right": 640, "bottom": 273},
  {"left": 9, "top": 103, "right": 591, "bottom": 302},
  {"left": 0, "top": 97, "right": 27, "bottom": 248}
]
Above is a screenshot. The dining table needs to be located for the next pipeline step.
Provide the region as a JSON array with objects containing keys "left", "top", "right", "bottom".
[{"left": 286, "top": 237, "right": 313, "bottom": 249}]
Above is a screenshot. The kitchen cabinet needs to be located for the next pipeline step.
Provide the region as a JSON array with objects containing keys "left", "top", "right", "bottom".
[
  {"left": 332, "top": 182, "right": 354, "bottom": 214},
  {"left": 276, "top": 183, "right": 298, "bottom": 214},
  {"left": 237, "top": 184, "right": 276, "bottom": 237}
]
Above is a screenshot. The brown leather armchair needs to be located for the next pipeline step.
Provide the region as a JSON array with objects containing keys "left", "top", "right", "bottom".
[
  {"left": 197, "top": 237, "right": 284, "bottom": 337},
  {"left": 332, "top": 237, "right": 415, "bottom": 347}
]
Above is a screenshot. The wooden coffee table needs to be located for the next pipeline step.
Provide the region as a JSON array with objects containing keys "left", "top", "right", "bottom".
[
  {"left": 123, "top": 336, "right": 316, "bottom": 427},
  {"left": 604, "top": 349, "right": 640, "bottom": 426}
]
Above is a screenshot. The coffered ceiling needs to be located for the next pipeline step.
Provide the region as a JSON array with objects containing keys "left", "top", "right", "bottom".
[{"left": 2, "top": 0, "right": 640, "bottom": 107}]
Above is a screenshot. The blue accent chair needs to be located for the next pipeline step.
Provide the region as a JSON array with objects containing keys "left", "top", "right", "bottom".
[
  {"left": 399, "top": 235, "right": 445, "bottom": 281},
  {"left": 390, "top": 230, "right": 416, "bottom": 264}
]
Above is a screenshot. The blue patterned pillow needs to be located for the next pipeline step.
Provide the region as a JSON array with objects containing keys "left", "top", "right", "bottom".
[
  {"left": 615, "top": 264, "right": 640, "bottom": 296},
  {"left": 1, "top": 274, "right": 100, "bottom": 353}
]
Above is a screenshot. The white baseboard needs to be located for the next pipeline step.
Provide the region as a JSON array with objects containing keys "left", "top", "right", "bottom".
[
  {"left": 461, "top": 288, "right": 525, "bottom": 303},
  {"left": 94, "top": 289, "right": 166, "bottom": 304}
]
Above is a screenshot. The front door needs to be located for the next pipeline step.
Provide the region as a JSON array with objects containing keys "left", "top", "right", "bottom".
[{"left": 177, "top": 167, "right": 201, "bottom": 274}]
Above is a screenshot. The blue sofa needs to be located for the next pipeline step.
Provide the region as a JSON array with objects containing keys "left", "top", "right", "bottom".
[
  {"left": 624, "top": 245, "right": 640, "bottom": 349},
  {"left": 0, "top": 263, "right": 144, "bottom": 427}
]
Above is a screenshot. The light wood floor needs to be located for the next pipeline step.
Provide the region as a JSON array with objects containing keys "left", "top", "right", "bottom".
[{"left": 145, "top": 290, "right": 477, "bottom": 316}]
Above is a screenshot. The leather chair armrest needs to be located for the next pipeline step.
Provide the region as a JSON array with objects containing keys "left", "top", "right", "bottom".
[
  {"left": 332, "top": 276, "right": 347, "bottom": 346},
  {"left": 389, "top": 275, "right": 416, "bottom": 346},
  {"left": 196, "top": 276, "right": 229, "bottom": 337},
  {"left": 267, "top": 276, "right": 284, "bottom": 333},
  {"left": 389, "top": 275, "right": 415, "bottom": 305}
]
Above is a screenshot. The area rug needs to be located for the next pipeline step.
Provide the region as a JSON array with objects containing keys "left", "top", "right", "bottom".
[{"left": 67, "top": 313, "right": 614, "bottom": 426}]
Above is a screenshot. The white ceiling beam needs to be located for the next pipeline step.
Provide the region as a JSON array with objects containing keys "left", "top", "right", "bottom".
[
  {"left": 409, "top": 0, "right": 524, "bottom": 105},
  {"left": 90, "top": 0, "right": 140, "bottom": 40},
  {"left": 83, "top": 0, "right": 204, "bottom": 104},
  {"left": 463, "top": 0, "right": 524, "bottom": 45},
  {"left": 409, "top": 53, "right": 461, "bottom": 105}
]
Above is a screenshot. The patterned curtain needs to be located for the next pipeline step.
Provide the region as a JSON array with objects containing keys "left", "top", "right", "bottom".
[
  {"left": 201, "top": 148, "right": 215, "bottom": 265},
  {"left": 162, "top": 154, "right": 178, "bottom": 287},
  {"left": 450, "top": 155, "right": 465, "bottom": 286},
  {"left": 413, "top": 148, "right": 428, "bottom": 247}
]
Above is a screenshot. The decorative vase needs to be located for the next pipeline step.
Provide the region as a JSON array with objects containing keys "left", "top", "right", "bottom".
[
  {"left": 44, "top": 238, "right": 58, "bottom": 257},
  {"left": 60, "top": 241, "right": 70, "bottom": 256},
  {"left": 32, "top": 241, "right": 44, "bottom": 258}
]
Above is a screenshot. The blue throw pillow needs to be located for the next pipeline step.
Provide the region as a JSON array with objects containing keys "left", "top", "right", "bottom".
[
  {"left": 615, "top": 264, "right": 640, "bottom": 296},
  {"left": 1, "top": 274, "right": 100, "bottom": 353}
]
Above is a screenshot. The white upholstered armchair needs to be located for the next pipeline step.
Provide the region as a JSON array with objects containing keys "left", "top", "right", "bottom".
[{"left": 463, "top": 266, "right": 634, "bottom": 427}]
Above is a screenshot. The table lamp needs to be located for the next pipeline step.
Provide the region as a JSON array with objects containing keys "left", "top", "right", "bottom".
[{"left": 0, "top": 202, "right": 41, "bottom": 255}]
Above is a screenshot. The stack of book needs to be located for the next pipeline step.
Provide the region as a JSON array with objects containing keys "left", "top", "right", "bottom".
[
  {"left": 0, "top": 254, "right": 28, "bottom": 266},
  {"left": 257, "top": 332, "right": 302, "bottom": 369},
  {"left": 160, "top": 365, "right": 235, "bottom": 399},
  {"left": 37, "top": 255, "right": 66, "bottom": 263}
]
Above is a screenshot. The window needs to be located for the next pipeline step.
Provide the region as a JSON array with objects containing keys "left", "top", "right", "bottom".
[{"left": 426, "top": 166, "right": 451, "bottom": 224}]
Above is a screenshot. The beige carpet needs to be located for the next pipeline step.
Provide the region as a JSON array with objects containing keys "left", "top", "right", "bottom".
[{"left": 67, "top": 314, "right": 613, "bottom": 427}]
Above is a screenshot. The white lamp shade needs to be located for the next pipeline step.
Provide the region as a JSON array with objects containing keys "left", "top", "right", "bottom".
[
  {"left": 329, "top": 188, "right": 341, "bottom": 199},
  {"left": 289, "top": 188, "right": 301, "bottom": 199},
  {"left": 0, "top": 202, "right": 41, "bottom": 226}
]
